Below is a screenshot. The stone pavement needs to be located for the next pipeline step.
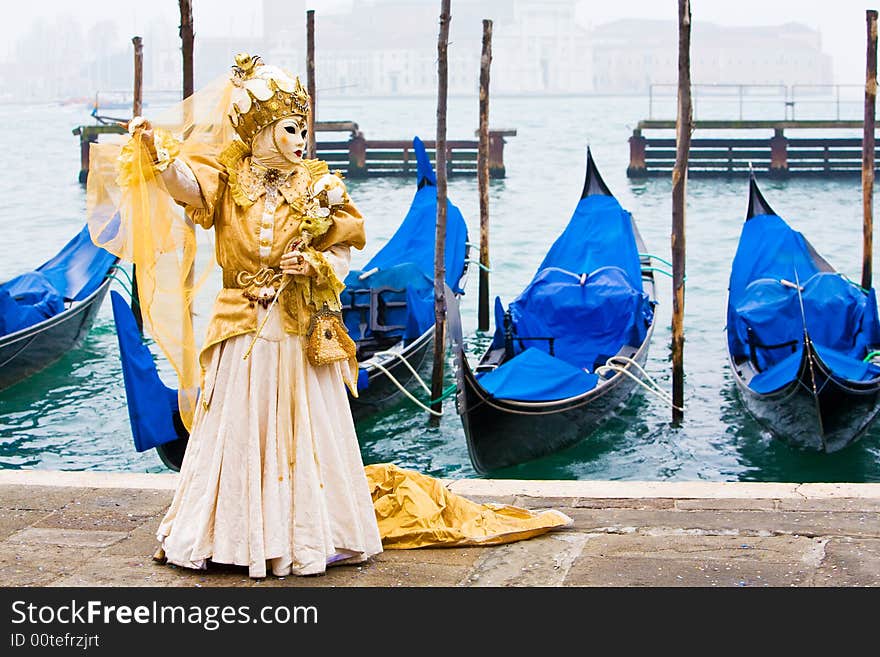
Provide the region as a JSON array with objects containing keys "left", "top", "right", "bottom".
[{"left": 1, "top": 470, "right": 878, "bottom": 587}]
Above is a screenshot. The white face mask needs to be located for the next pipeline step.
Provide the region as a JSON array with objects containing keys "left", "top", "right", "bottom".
[
  {"left": 252, "top": 116, "right": 308, "bottom": 171},
  {"left": 273, "top": 117, "right": 307, "bottom": 163}
]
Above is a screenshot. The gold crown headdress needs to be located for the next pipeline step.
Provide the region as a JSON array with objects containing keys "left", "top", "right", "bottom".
[{"left": 228, "top": 53, "right": 311, "bottom": 146}]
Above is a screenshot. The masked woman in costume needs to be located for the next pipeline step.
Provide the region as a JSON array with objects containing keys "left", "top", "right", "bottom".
[{"left": 88, "top": 53, "right": 383, "bottom": 578}]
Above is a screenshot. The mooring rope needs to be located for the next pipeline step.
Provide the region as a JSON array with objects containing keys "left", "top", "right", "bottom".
[
  {"left": 639, "top": 252, "right": 673, "bottom": 268},
  {"left": 369, "top": 360, "right": 446, "bottom": 417},
  {"left": 376, "top": 349, "right": 432, "bottom": 395},
  {"left": 595, "top": 355, "right": 683, "bottom": 412},
  {"left": 864, "top": 350, "right": 880, "bottom": 363},
  {"left": 111, "top": 264, "right": 135, "bottom": 286},
  {"left": 466, "top": 259, "right": 492, "bottom": 273},
  {"left": 840, "top": 273, "right": 871, "bottom": 294},
  {"left": 105, "top": 272, "right": 134, "bottom": 299},
  {"left": 642, "top": 266, "right": 675, "bottom": 279},
  {"left": 365, "top": 345, "right": 460, "bottom": 415}
]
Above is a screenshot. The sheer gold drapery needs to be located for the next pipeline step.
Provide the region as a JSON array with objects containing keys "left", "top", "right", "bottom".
[{"left": 86, "top": 75, "right": 236, "bottom": 430}]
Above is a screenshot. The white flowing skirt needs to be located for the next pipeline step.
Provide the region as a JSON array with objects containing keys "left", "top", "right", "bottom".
[{"left": 156, "top": 305, "right": 383, "bottom": 578}]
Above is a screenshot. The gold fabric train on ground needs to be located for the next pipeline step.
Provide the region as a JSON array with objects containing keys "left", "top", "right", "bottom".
[{"left": 365, "top": 463, "right": 573, "bottom": 549}]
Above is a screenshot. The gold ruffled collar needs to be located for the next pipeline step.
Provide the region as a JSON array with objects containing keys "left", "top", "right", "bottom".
[{"left": 218, "top": 140, "right": 329, "bottom": 209}]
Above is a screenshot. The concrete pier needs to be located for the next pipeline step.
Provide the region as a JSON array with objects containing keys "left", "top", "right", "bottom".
[{"left": 1, "top": 469, "right": 878, "bottom": 587}]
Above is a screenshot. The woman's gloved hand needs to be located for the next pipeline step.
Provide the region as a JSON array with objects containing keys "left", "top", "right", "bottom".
[
  {"left": 127, "top": 116, "right": 158, "bottom": 161},
  {"left": 280, "top": 248, "right": 316, "bottom": 277}
]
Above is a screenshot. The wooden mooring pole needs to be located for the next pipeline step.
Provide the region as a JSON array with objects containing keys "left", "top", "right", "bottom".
[
  {"left": 307, "top": 9, "right": 317, "bottom": 159},
  {"left": 477, "top": 19, "right": 492, "bottom": 332},
  {"left": 132, "top": 37, "right": 143, "bottom": 117},
  {"left": 430, "top": 0, "right": 451, "bottom": 425},
  {"left": 671, "top": 0, "right": 692, "bottom": 425},
  {"left": 863, "top": 9, "right": 877, "bottom": 292},
  {"left": 179, "top": 0, "right": 194, "bottom": 100},
  {"left": 131, "top": 36, "right": 144, "bottom": 333},
  {"left": 180, "top": 0, "right": 196, "bottom": 393}
]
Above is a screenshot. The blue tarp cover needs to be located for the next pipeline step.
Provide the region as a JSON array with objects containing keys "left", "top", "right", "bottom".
[
  {"left": 0, "top": 273, "right": 65, "bottom": 336},
  {"left": 508, "top": 266, "right": 651, "bottom": 371},
  {"left": 727, "top": 213, "right": 880, "bottom": 392},
  {"left": 342, "top": 263, "right": 435, "bottom": 342},
  {"left": 343, "top": 136, "right": 468, "bottom": 345},
  {"left": 111, "top": 290, "right": 181, "bottom": 451},
  {"left": 0, "top": 224, "right": 116, "bottom": 337},
  {"left": 536, "top": 195, "right": 643, "bottom": 289},
  {"left": 748, "top": 345, "right": 804, "bottom": 395},
  {"left": 485, "top": 189, "right": 653, "bottom": 402},
  {"left": 477, "top": 347, "right": 599, "bottom": 401},
  {"left": 749, "top": 344, "right": 880, "bottom": 394}
]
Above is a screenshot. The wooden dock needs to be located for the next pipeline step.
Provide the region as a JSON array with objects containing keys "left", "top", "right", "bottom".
[
  {"left": 628, "top": 119, "right": 878, "bottom": 178},
  {"left": 73, "top": 121, "right": 516, "bottom": 183}
]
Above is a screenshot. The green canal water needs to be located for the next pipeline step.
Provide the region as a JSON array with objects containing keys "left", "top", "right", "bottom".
[{"left": 2, "top": 94, "right": 880, "bottom": 482}]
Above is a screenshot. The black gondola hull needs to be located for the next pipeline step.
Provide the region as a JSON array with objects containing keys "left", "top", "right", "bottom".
[
  {"left": 348, "top": 327, "right": 435, "bottom": 421},
  {"left": 454, "top": 322, "right": 654, "bottom": 474},
  {"left": 732, "top": 345, "right": 880, "bottom": 453},
  {"left": 725, "top": 172, "right": 880, "bottom": 452},
  {"left": 448, "top": 146, "right": 658, "bottom": 473},
  {"left": 0, "top": 277, "right": 113, "bottom": 391}
]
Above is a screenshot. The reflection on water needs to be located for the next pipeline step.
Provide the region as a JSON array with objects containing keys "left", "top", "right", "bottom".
[
  {"left": 485, "top": 394, "right": 663, "bottom": 480},
  {"left": 1, "top": 96, "right": 880, "bottom": 481},
  {"left": 0, "top": 317, "right": 165, "bottom": 472},
  {"left": 720, "top": 380, "right": 880, "bottom": 482}
]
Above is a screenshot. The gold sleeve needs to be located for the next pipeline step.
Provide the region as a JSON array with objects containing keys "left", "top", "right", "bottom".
[
  {"left": 300, "top": 248, "right": 347, "bottom": 311},
  {"left": 178, "top": 150, "right": 228, "bottom": 229},
  {"left": 311, "top": 200, "right": 366, "bottom": 252}
]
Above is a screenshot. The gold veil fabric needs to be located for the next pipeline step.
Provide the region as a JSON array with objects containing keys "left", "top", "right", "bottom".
[
  {"left": 86, "top": 75, "right": 237, "bottom": 430},
  {"left": 365, "top": 463, "right": 573, "bottom": 549}
]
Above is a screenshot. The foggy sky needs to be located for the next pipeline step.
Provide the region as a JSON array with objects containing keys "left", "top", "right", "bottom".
[{"left": 0, "top": 0, "right": 874, "bottom": 84}]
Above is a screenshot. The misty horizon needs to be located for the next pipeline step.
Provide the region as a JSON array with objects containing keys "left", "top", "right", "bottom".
[{"left": 0, "top": 0, "right": 876, "bottom": 103}]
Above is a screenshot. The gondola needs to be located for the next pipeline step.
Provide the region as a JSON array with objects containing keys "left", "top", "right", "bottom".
[
  {"left": 726, "top": 172, "right": 880, "bottom": 452},
  {"left": 109, "top": 289, "right": 189, "bottom": 471},
  {"left": 110, "top": 137, "right": 469, "bottom": 470},
  {"left": 342, "top": 135, "right": 469, "bottom": 419},
  {"left": 0, "top": 224, "right": 118, "bottom": 391},
  {"left": 451, "top": 147, "right": 658, "bottom": 474}
]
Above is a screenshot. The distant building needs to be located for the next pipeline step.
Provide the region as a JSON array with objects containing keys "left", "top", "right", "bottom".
[
  {"left": 590, "top": 19, "right": 834, "bottom": 94},
  {"left": 259, "top": 0, "right": 593, "bottom": 96},
  {"left": 2, "top": 0, "right": 837, "bottom": 104},
  {"left": 491, "top": 0, "right": 591, "bottom": 94}
]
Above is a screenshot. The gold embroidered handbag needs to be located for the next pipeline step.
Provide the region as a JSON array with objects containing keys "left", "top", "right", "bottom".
[{"left": 306, "top": 304, "right": 357, "bottom": 367}]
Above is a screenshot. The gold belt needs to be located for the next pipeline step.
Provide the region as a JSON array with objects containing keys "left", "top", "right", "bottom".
[
  {"left": 223, "top": 267, "right": 285, "bottom": 308},
  {"left": 222, "top": 266, "right": 284, "bottom": 289}
]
